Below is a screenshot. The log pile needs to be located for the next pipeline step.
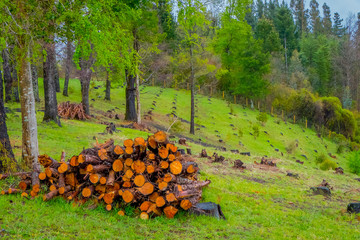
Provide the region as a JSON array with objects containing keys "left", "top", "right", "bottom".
[
  {"left": 2, "top": 131, "right": 210, "bottom": 219},
  {"left": 58, "top": 101, "right": 91, "bottom": 120}
]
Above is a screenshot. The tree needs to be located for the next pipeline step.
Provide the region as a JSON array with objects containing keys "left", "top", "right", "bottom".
[
  {"left": 333, "top": 12, "right": 345, "bottom": 37},
  {"left": 2, "top": 49, "right": 12, "bottom": 102},
  {"left": 290, "top": 0, "right": 308, "bottom": 36},
  {"left": 255, "top": 17, "right": 282, "bottom": 54},
  {"left": 322, "top": 3, "right": 332, "bottom": 35},
  {"left": 274, "top": 3, "right": 297, "bottom": 75},
  {"left": 214, "top": 0, "right": 270, "bottom": 99},
  {"left": 63, "top": 40, "right": 73, "bottom": 97},
  {"left": 0, "top": 62, "right": 16, "bottom": 173},
  {"left": 0, "top": 0, "right": 41, "bottom": 184},
  {"left": 177, "top": 0, "right": 210, "bottom": 134},
  {"left": 309, "top": 0, "right": 321, "bottom": 35}
]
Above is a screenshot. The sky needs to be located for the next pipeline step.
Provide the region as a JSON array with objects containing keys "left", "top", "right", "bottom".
[{"left": 283, "top": 0, "right": 360, "bottom": 20}]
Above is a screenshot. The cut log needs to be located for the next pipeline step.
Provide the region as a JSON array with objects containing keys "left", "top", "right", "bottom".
[
  {"left": 59, "top": 185, "right": 71, "bottom": 195},
  {"left": 106, "top": 170, "right": 115, "bottom": 186},
  {"left": 104, "top": 191, "right": 119, "bottom": 204},
  {"left": 114, "top": 145, "right": 124, "bottom": 155},
  {"left": 45, "top": 167, "right": 59, "bottom": 178},
  {"left": 165, "top": 193, "right": 177, "bottom": 202},
  {"left": 147, "top": 135, "right": 157, "bottom": 150},
  {"left": 160, "top": 161, "right": 169, "bottom": 169},
  {"left": 132, "top": 160, "right": 146, "bottom": 174},
  {"left": 122, "top": 190, "right": 135, "bottom": 203},
  {"left": 156, "top": 196, "right": 166, "bottom": 207},
  {"left": 134, "top": 175, "right": 146, "bottom": 187},
  {"left": 43, "top": 189, "right": 59, "bottom": 201},
  {"left": 89, "top": 173, "right": 101, "bottom": 184},
  {"left": 138, "top": 182, "right": 154, "bottom": 196},
  {"left": 170, "top": 161, "right": 182, "bottom": 175},
  {"left": 118, "top": 210, "right": 125, "bottom": 216},
  {"left": 163, "top": 206, "right": 178, "bottom": 219},
  {"left": 70, "top": 156, "right": 79, "bottom": 167},
  {"left": 125, "top": 158, "right": 133, "bottom": 167},
  {"left": 0, "top": 172, "right": 31, "bottom": 180},
  {"left": 148, "top": 153, "right": 156, "bottom": 160},
  {"left": 140, "top": 212, "right": 149, "bottom": 220},
  {"left": 125, "top": 169, "right": 134, "bottom": 179},
  {"left": 147, "top": 165, "right": 155, "bottom": 174},
  {"left": 49, "top": 184, "right": 57, "bottom": 192},
  {"left": 39, "top": 172, "right": 47, "bottom": 180},
  {"left": 158, "top": 147, "right": 169, "bottom": 159},
  {"left": 78, "top": 154, "right": 85, "bottom": 164},
  {"left": 134, "top": 137, "right": 146, "bottom": 147},
  {"left": 58, "top": 162, "right": 69, "bottom": 173},
  {"left": 112, "top": 159, "right": 124, "bottom": 172},
  {"left": 168, "top": 154, "right": 175, "bottom": 161},
  {"left": 149, "top": 192, "right": 159, "bottom": 202},
  {"left": 99, "top": 177, "right": 107, "bottom": 185},
  {"left": 125, "top": 147, "right": 134, "bottom": 155},
  {"left": 158, "top": 181, "right": 168, "bottom": 191},
  {"left": 38, "top": 155, "right": 60, "bottom": 168},
  {"left": 180, "top": 199, "right": 192, "bottom": 210},
  {"left": 82, "top": 185, "right": 94, "bottom": 198},
  {"left": 124, "top": 139, "right": 134, "bottom": 148},
  {"left": 65, "top": 173, "right": 77, "bottom": 187},
  {"left": 163, "top": 173, "right": 175, "bottom": 183},
  {"left": 19, "top": 180, "right": 31, "bottom": 191},
  {"left": 106, "top": 204, "right": 112, "bottom": 211},
  {"left": 154, "top": 131, "right": 167, "bottom": 143},
  {"left": 140, "top": 201, "right": 152, "bottom": 211},
  {"left": 98, "top": 148, "right": 108, "bottom": 161}
]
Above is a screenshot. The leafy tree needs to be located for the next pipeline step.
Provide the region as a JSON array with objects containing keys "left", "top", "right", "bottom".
[
  {"left": 214, "top": 0, "right": 270, "bottom": 99},
  {"left": 177, "top": 0, "right": 210, "bottom": 134},
  {"left": 255, "top": 17, "right": 282, "bottom": 54}
]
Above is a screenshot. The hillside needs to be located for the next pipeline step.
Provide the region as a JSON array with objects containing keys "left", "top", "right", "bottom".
[{"left": 1, "top": 78, "right": 360, "bottom": 239}]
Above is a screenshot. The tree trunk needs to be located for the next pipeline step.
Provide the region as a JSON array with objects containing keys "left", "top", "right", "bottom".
[
  {"left": 0, "top": 67, "right": 16, "bottom": 173},
  {"left": 136, "top": 73, "right": 141, "bottom": 124},
  {"left": 104, "top": 70, "right": 111, "bottom": 101},
  {"left": 125, "top": 69, "right": 137, "bottom": 121},
  {"left": 2, "top": 49, "right": 12, "bottom": 102},
  {"left": 63, "top": 40, "right": 72, "bottom": 97},
  {"left": 54, "top": 59, "right": 60, "bottom": 93},
  {"left": 19, "top": 46, "right": 40, "bottom": 185},
  {"left": 190, "top": 43, "right": 195, "bottom": 135},
  {"left": 79, "top": 53, "right": 94, "bottom": 115},
  {"left": 11, "top": 57, "right": 20, "bottom": 102},
  {"left": 43, "top": 41, "right": 60, "bottom": 126},
  {"left": 31, "top": 63, "right": 40, "bottom": 102}
]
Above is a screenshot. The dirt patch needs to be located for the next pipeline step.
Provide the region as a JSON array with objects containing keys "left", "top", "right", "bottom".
[{"left": 240, "top": 175, "right": 266, "bottom": 184}]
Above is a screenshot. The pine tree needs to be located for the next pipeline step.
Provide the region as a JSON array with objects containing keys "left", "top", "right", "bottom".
[
  {"left": 309, "top": 0, "right": 321, "bottom": 35},
  {"left": 290, "top": 0, "right": 308, "bottom": 36},
  {"left": 333, "top": 12, "right": 345, "bottom": 37},
  {"left": 322, "top": 3, "right": 332, "bottom": 35}
]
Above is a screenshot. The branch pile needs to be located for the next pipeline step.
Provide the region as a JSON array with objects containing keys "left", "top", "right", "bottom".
[
  {"left": 58, "top": 101, "right": 91, "bottom": 120},
  {"left": 1, "top": 131, "right": 210, "bottom": 219}
]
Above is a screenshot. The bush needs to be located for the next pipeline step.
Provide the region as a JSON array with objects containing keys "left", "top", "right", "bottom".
[
  {"left": 256, "top": 112, "right": 268, "bottom": 126},
  {"left": 336, "top": 143, "right": 346, "bottom": 154},
  {"left": 315, "top": 154, "right": 327, "bottom": 164},
  {"left": 252, "top": 125, "right": 260, "bottom": 139},
  {"left": 351, "top": 142, "right": 360, "bottom": 151},
  {"left": 286, "top": 141, "right": 297, "bottom": 154},
  {"left": 348, "top": 151, "right": 360, "bottom": 175},
  {"left": 320, "top": 159, "right": 338, "bottom": 170}
]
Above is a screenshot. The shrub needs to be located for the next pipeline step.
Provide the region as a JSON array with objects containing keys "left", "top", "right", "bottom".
[
  {"left": 286, "top": 141, "right": 297, "bottom": 154},
  {"left": 315, "top": 154, "right": 327, "bottom": 164},
  {"left": 252, "top": 125, "right": 260, "bottom": 139},
  {"left": 336, "top": 143, "right": 346, "bottom": 154},
  {"left": 256, "top": 112, "right": 268, "bottom": 126},
  {"left": 351, "top": 142, "right": 360, "bottom": 151},
  {"left": 348, "top": 151, "right": 360, "bottom": 175},
  {"left": 320, "top": 159, "right": 338, "bottom": 170}
]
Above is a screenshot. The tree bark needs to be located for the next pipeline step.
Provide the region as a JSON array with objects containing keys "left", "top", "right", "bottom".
[
  {"left": 79, "top": 52, "right": 94, "bottom": 115},
  {"left": 54, "top": 54, "right": 60, "bottom": 93},
  {"left": 125, "top": 69, "right": 137, "bottom": 121},
  {"left": 2, "top": 49, "right": 12, "bottom": 102},
  {"left": 0, "top": 67, "right": 16, "bottom": 173},
  {"left": 31, "top": 63, "right": 40, "bottom": 102},
  {"left": 104, "top": 70, "right": 111, "bottom": 101},
  {"left": 19, "top": 46, "right": 40, "bottom": 185},
  {"left": 43, "top": 41, "right": 61, "bottom": 126},
  {"left": 190, "top": 42, "right": 195, "bottom": 135},
  {"left": 63, "top": 40, "right": 73, "bottom": 97},
  {"left": 134, "top": 30, "right": 141, "bottom": 124}
]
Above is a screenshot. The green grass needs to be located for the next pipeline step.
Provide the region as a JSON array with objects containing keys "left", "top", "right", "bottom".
[{"left": 1, "top": 78, "right": 360, "bottom": 239}]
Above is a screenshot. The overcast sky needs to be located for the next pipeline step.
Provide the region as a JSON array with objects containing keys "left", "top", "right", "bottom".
[{"left": 283, "top": 0, "right": 360, "bottom": 20}]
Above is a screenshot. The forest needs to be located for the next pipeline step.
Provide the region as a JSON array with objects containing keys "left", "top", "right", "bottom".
[{"left": 1, "top": 0, "right": 360, "bottom": 239}]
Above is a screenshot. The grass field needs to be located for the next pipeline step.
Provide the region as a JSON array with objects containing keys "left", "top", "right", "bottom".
[{"left": 1, "top": 78, "right": 360, "bottom": 239}]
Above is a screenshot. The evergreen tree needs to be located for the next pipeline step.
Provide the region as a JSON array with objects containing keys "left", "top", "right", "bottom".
[
  {"left": 333, "top": 12, "right": 345, "bottom": 37},
  {"left": 290, "top": 0, "right": 308, "bottom": 36},
  {"left": 309, "top": 0, "right": 322, "bottom": 35},
  {"left": 255, "top": 18, "right": 282, "bottom": 54},
  {"left": 256, "top": 0, "right": 265, "bottom": 19},
  {"left": 322, "top": 3, "right": 332, "bottom": 35}
]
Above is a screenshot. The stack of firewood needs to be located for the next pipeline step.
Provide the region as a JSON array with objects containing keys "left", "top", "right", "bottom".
[
  {"left": 58, "top": 101, "right": 91, "bottom": 120},
  {"left": 1, "top": 131, "right": 210, "bottom": 219}
]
